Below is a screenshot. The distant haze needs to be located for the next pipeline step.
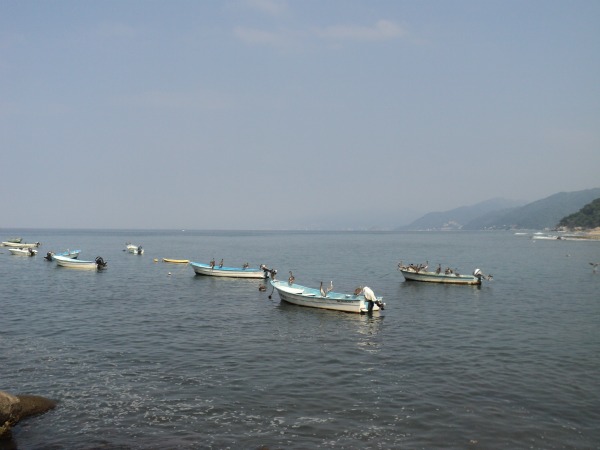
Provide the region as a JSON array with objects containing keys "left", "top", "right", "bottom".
[{"left": 2, "top": 1, "right": 599, "bottom": 230}]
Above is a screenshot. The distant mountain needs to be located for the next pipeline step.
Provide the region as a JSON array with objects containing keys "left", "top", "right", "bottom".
[
  {"left": 557, "top": 197, "right": 600, "bottom": 229},
  {"left": 397, "top": 198, "right": 525, "bottom": 230},
  {"left": 399, "top": 188, "right": 600, "bottom": 231},
  {"left": 475, "top": 188, "right": 600, "bottom": 230}
]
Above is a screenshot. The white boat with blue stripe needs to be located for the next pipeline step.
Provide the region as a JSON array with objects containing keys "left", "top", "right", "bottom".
[
  {"left": 269, "top": 279, "right": 384, "bottom": 314},
  {"left": 190, "top": 261, "right": 272, "bottom": 279},
  {"left": 54, "top": 255, "right": 107, "bottom": 270},
  {"left": 44, "top": 249, "right": 81, "bottom": 261}
]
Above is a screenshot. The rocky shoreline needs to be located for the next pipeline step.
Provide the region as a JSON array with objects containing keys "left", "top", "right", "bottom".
[{"left": 0, "top": 391, "right": 56, "bottom": 441}]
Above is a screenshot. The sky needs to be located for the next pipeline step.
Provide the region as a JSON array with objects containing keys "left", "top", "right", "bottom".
[{"left": 1, "top": 0, "right": 599, "bottom": 230}]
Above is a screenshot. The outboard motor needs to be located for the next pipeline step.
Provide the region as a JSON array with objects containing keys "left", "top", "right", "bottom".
[
  {"left": 137, "top": 246, "right": 143, "bottom": 255},
  {"left": 95, "top": 256, "right": 108, "bottom": 269},
  {"left": 473, "top": 268, "right": 492, "bottom": 281},
  {"left": 45, "top": 252, "right": 54, "bottom": 261},
  {"left": 261, "top": 264, "right": 277, "bottom": 279}
]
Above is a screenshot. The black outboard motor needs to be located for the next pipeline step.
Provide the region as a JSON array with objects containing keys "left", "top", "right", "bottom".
[
  {"left": 95, "top": 256, "right": 108, "bottom": 269},
  {"left": 44, "top": 252, "right": 54, "bottom": 261}
]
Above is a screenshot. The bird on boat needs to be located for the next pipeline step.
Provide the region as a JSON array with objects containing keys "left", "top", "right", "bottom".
[
  {"left": 219, "top": 259, "right": 224, "bottom": 268},
  {"left": 320, "top": 280, "right": 333, "bottom": 297},
  {"left": 590, "top": 262, "right": 599, "bottom": 272},
  {"left": 288, "top": 271, "right": 295, "bottom": 285}
]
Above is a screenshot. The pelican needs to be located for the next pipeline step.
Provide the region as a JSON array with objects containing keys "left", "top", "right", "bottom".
[
  {"left": 590, "top": 262, "right": 599, "bottom": 272},
  {"left": 219, "top": 259, "right": 224, "bottom": 268},
  {"left": 288, "top": 271, "right": 295, "bottom": 285},
  {"left": 326, "top": 280, "right": 333, "bottom": 293},
  {"left": 320, "top": 281, "right": 326, "bottom": 297}
]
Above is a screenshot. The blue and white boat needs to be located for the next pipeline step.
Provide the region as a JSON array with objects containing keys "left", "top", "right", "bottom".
[
  {"left": 269, "top": 279, "right": 384, "bottom": 313},
  {"left": 44, "top": 250, "right": 81, "bottom": 261},
  {"left": 54, "top": 255, "right": 107, "bottom": 270},
  {"left": 398, "top": 263, "right": 492, "bottom": 285},
  {"left": 190, "top": 261, "right": 272, "bottom": 279}
]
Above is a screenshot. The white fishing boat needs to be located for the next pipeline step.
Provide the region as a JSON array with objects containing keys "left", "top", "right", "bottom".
[
  {"left": 8, "top": 247, "right": 38, "bottom": 256},
  {"left": 54, "top": 255, "right": 107, "bottom": 270},
  {"left": 125, "top": 243, "right": 144, "bottom": 254},
  {"left": 269, "top": 279, "right": 384, "bottom": 313},
  {"left": 190, "top": 261, "right": 273, "bottom": 279},
  {"left": 398, "top": 262, "right": 492, "bottom": 285},
  {"left": 2, "top": 241, "right": 41, "bottom": 248},
  {"left": 44, "top": 250, "right": 81, "bottom": 261}
]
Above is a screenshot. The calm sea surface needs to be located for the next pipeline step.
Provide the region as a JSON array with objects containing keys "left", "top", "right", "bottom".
[{"left": 1, "top": 229, "right": 599, "bottom": 449}]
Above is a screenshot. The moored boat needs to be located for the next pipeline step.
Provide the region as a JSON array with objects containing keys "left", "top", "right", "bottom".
[
  {"left": 398, "top": 262, "right": 492, "bottom": 285},
  {"left": 8, "top": 247, "right": 38, "bottom": 256},
  {"left": 2, "top": 241, "right": 41, "bottom": 248},
  {"left": 190, "top": 261, "right": 273, "bottom": 279},
  {"left": 269, "top": 279, "right": 384, "bottom": 313},
  {"left": 162, "top": 258, "right": 190, "bottom": 264},
  {"left": 125, "top": 243, "right": 144, "bottom": 255},
  {"left": 54, "top": 255, "right": 107, "bottom": 270},
  {"left": 44, "top": 250, "right": 81, "bottom": 261}
]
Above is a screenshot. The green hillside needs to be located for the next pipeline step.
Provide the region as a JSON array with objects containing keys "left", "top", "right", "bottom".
[{"left": 558, "top": 198, "right": 600, "bottom": 229}]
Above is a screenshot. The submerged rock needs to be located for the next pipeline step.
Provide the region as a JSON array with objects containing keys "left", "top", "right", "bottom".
[{"left": 0, "top": 391, "right": 56, "bottom": 439}]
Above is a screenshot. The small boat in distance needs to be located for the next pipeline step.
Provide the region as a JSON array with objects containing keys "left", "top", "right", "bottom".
[
  {"left": 54, "top": 255, "right": 107, "bottom": 270},
  {"left": 9, "top": 247, "right": 38, "bottom": 256},
  {"left": 44, "top": 250, "right": 81, "bottom": 261},
  {"left": 398, "top": 262, "right": 492, "bottom": 285},
  {"left": 162, "top": 258, "right": 190, "bottom": 264},
  {"left": 125, "top": 243, "right": 144, "bottom": 255},
  {"left": 190, "top": 261, "right": 274, "bottom": 279},
  {"left": 2, "top": 241, "right": 41, "bottom": 248},
  {"left": 269, "top": 279, "right": 385, "bottom": 314}
]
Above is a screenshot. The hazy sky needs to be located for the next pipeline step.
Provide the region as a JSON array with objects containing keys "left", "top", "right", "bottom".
[{"left": 2, "top": 0, "right": 599, "bottom": 230}]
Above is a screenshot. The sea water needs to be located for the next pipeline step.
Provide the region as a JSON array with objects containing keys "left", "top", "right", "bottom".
[{"left": 1, "top": 229, "right": 599, "bottom": 449}]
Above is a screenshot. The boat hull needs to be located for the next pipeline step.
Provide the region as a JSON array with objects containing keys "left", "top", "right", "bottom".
[
  {"left": 190, "top": 262, "right": 267, "bottom": 278},
  {"left": 46, "top": 250, "right": 81, "bottom": 261},
  {"left": 2, "top": 241, "right": 41, "bottom": 248},
  {"left": 162, "top": 258, "right": 190, "bottom": 264},
  {"left": 54, "top": 255, "right": 105, "bottom": 270},
  {"left": 270, "top": 280, "right": 382, "bottom": 313},
  {"left": 400, "top": 269, "right": 481, "bottom": 285},
  {"left": 9, "top": 248, "right": 38, "bottom": 256},
  {"left": 126, "top": 244, "right": 144, "bottom": 254}
]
